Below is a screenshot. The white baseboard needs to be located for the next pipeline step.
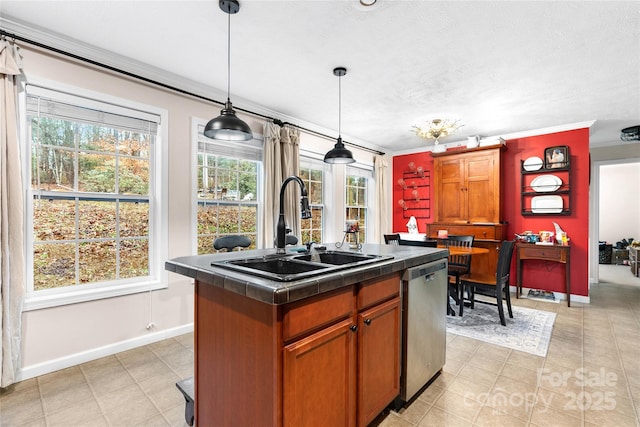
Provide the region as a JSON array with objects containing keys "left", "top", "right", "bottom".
[
  {"left": 509, "top": 285, "right": 590, "bottom": 305},
  {"left": 17, "top": 323, "right": 194, "bottom": 382}
]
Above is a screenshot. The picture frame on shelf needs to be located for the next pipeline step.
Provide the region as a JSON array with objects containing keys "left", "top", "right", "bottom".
[{"left": 544, "top": 145, "right": 569, "bottom": 169}]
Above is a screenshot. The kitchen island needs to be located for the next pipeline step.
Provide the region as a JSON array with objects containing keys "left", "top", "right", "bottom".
[{"left": 165, "top": 243, "right": 448, "bottom": 427}]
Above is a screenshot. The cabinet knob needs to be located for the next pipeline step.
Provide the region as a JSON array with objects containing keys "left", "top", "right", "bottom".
[
  {"left": 364, "top": 318, "right": 372, "bottom": 325},
  {"left": 350, "top": 325, "right": 358, "bottom": 333}
]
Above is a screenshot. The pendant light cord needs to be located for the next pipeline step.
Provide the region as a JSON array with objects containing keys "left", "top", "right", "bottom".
[
  {"left": 338, "top": 73, "right": 342, "bottom": 138},
  {"left": 226, "top": 10, "right": 231, "bottom": 101}
]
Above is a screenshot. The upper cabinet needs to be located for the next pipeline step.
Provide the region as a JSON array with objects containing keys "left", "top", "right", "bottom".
[{"left": 432, "top": 146, "right": 504, "bottom": 224}]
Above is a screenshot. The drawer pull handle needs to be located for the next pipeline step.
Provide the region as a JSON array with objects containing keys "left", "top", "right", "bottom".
[
  {"left": 364, "top": 318, "right": 372, "bottom": 325},
  {"left": 350, "top": 325, "right": 358, "bottom": 333}
]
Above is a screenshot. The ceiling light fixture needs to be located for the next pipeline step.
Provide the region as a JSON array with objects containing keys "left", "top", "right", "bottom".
[
  {"left": 203, "top": 0, "right": 253, "bottom": 141},
  {"left": 360, "top": 0, "right": 377, "bottom": 6},
  {"left": 324, "top": 67, "right": 355, "bottom": 164},
  {"left": 412, "top": 118, "right": 463, "bottom": 153}
]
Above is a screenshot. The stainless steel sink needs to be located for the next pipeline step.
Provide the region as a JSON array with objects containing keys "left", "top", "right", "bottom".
[{"left": 211, "top": 251, "right": 393, "bottom": 282}]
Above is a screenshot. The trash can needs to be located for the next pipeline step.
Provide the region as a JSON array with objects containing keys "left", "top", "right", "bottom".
[{"left": 599, "top": 242, "right": 612, "bottom": 264}]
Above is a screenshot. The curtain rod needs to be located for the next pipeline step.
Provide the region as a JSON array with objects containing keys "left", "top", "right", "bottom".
[{"left": 0, "top": 28, "right": 385, "bottom": 156}]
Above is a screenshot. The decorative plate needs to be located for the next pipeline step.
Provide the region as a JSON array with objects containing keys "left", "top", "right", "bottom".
[
  {"left": 531, "top": 174, "right": 562, "bottom": 192},
  {"left": 531, "top": 195, "right": 563, "bottom": 213},
  {"left": 523, "top": 156, "right": 544, "bottom": 171}
]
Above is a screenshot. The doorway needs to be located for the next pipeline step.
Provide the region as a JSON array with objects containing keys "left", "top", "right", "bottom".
[{"left": 591, "top": 159, "right": 640, "bottom": 285}]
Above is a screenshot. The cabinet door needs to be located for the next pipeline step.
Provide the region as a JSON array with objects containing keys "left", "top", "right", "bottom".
[
  {"left": 436, "top": 157, "right": 466, "bottom": 222},
  {"left": 283, "top": 318, "right": 357, "bottom": 427},
  {"left": 357, "top": 297, "right": 401, "bottom": 427},
  {"left": 466, "top": 153, "right": 499, "bottom": 223},
  {"left": 434, "top": 148, "right": 501, "bottom": 224}
]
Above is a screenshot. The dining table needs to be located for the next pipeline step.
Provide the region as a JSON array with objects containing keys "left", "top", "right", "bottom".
[{"left": 439, "top": 244, "right": 490, "bottom": 316}]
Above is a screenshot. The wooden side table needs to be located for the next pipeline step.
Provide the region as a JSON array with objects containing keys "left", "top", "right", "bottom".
[{"left": 515, "top": 242, "right": 571, "bottom": 306}]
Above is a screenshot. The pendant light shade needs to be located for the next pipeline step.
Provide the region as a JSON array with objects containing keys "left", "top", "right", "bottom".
[
  {"left": 204, "top": 99, "right": 253, "bottom": 140},
  {"left": 324, "top": 136, "right": 354, "bottom": 164},
  {"left": 324, "top": 67, "right": 355, "bottom": 164},
  {"left": 204, "top": 0, "right": 252, "bottom": 142}
]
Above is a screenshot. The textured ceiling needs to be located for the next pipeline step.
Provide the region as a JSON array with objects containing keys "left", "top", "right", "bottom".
[{"left": 1, "top": 0, "right": 639, "bottom": 153}]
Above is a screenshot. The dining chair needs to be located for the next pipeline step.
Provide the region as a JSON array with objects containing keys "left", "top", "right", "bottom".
[
  {"left": 213, "top": 235, "right": 252, "bottom": 252},
  {"left": 384, "top": 234, "right": 401, "bottom": 245},
  {"left": 285, "top": 234, "right": 299, "bottom": 246},
  {"left": 398, "top": 239, "right": 437, "bottom": 247},
  {"left": 460, "top": 240, "right": 516, "bottom": 326},
  {"left": 443, "top": 235, "right": 474, "bottom": 316}
]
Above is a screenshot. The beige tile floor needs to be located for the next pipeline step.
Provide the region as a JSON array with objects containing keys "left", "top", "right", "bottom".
[{"left": 2, "top": 267, "right": 639, "bottom": 427}]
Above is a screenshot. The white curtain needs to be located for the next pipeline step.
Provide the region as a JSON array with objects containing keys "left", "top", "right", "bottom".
[
  {"left": 0, "top": 39, "right": 25, "bottom": 387},
  {"left": 262, "top": 122, "right": 300, "bottom": 247},
  {"left": 373, "top": 155, "right": 389, "bottom": 244}
]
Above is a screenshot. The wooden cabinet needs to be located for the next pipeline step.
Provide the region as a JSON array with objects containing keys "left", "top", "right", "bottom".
[
  {"left": 194, "top": 272, "right": 401, "bottom": 427},
  {"left": 429, "top": 146, "right": 506, "bottom": 277},
  {"left": 284, "top": 318, "right": 357, "bottom": 427},
  {"left": 433, "top": 147, "right": 502, "bottom": 224},
  {"left": 357, "top": 275, "right": 401, "bottom": 426}
]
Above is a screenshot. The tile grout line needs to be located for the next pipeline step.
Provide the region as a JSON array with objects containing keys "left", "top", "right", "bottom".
[{"left": 144, "top": 339, "right": 189, "bottom": 426}]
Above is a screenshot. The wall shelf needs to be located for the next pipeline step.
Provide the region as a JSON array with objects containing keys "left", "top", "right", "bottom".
[
  {"left": 520, "top": 160, "right": 571, "bottom": 216},
  {"left": 398, "top": 170, "right": 431, "bottom": 219}
]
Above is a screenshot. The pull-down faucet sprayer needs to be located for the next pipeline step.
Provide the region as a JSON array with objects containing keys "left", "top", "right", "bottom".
[{"left": 276, "top": 176, "right": 312, "bottom": 254}]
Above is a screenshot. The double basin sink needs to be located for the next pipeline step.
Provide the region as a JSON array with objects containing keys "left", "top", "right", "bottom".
[{"left": 211, "top": 250, "right": 394, "bottom": 282}]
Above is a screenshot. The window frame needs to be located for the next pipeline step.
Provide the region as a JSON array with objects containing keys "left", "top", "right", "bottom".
[
  {"left": 345, "top": 163, "right": 374, "bottom": 243},
  {"left": 22, "top": 79, "right": 169, "bottom": 311},
  {"left": 299, "top": 156, "right": 327, "bottom": 244},
  {"left": 191, "top": 118, "right": 264, "bottom": 253}
]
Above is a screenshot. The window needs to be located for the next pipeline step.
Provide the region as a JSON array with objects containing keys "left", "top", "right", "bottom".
[
  {"left": 345, "top": 165, "right": 372, "bottom": 243},
  {"left": 24, "top": 84, "right": 167, "bottom": 310},
  {"left": 195, "top": 122, "right": 262, "bottom": 254},
  {"left": 299, "top": 158, "right": 325, "bottom": 243}
]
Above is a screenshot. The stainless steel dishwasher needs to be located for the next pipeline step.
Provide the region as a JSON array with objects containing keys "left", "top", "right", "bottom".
[{"left": 395, "top": 258, "right": 448, "bottom": 407}]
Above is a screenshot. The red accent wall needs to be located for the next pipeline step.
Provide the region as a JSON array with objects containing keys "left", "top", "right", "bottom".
[
  {"left": 391, "top": 128, "right": 590, "bottom": 297},
  {"left": 392, "top": 152, "right": 434, "bottom": 233}
]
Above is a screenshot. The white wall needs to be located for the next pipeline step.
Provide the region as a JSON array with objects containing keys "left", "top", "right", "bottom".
[
  {"left": 598, "top": 162, "right": 640, "bottom": 245},
  {"left": 17, "top": 46, "right": 211, "bottom": 379}
]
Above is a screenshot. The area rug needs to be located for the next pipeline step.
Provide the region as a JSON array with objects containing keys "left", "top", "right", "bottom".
[{"left": 446, "top": 301, "right": 556, "bottom": 357}]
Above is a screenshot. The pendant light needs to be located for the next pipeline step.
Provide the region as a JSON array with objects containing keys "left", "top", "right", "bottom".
[
  {"left": 324, "top": 67, "right": 355, "bottom": 164},
  {"left": 203, "top": 0, "right": 253, "bottom": 141}
]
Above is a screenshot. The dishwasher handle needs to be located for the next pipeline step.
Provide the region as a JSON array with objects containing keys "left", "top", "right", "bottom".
[{"left": 402, "top": 260, "right": 447, "bottom": 281}]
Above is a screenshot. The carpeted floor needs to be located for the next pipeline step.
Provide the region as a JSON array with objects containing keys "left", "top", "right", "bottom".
[{"left": 599, "top": 263, "right": 640, "bottom": 286}]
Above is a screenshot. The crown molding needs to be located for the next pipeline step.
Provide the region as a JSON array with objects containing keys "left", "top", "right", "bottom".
[{"left": 392, "top": 121, "right": 597, "bottom": 156}]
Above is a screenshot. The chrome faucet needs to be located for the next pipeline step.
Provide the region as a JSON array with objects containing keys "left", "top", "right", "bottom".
[{"left": 276, "top": 176, "right": 312, "bottom": 254}]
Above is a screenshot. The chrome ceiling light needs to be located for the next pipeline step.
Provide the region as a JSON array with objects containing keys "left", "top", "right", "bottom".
[
  {"left": 203, "top": 0, "right": 253, "bottom": 141},
  {"left": 324, "top": 67, "right": 355, "bottom": 164}
]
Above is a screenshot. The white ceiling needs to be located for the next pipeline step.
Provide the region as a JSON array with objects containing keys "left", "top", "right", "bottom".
[{"left": 1, "top": 0, "right": 639, "bottom": 154}]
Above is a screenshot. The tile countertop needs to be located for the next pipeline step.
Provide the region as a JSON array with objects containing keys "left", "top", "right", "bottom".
[{"left": 165, "top": 243, "right": 448, "bottom": 305}]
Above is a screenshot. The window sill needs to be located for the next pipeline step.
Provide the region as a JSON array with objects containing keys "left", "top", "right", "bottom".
[{"left": 23, "top": 277, "right": 168, "bottom": 311}]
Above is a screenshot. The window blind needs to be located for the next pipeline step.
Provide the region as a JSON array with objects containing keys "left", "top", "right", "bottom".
[
  {"left": 197, "top": 124, "right": 263, "bottom": 161},
  {"left": 26, "top": 85, "right": 160, "bottom": 134}
]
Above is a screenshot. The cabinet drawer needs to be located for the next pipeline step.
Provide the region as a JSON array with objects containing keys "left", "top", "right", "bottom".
[
  {"left": 283, "top": 287, "right": 354, "bottom": 342},
  {"left": 358, "top": 273, "right": 400, "bottom": 310},
  {"left": 520, "top": 246, "right": 562, "bottom": 260},
  {"left": 427, "top": 224, "right": 503, "bottom": 241}
]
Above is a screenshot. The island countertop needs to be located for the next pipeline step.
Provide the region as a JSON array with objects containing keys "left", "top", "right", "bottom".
[{"left": 165, "top": 243, "right": 448, "bottom": 305}]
